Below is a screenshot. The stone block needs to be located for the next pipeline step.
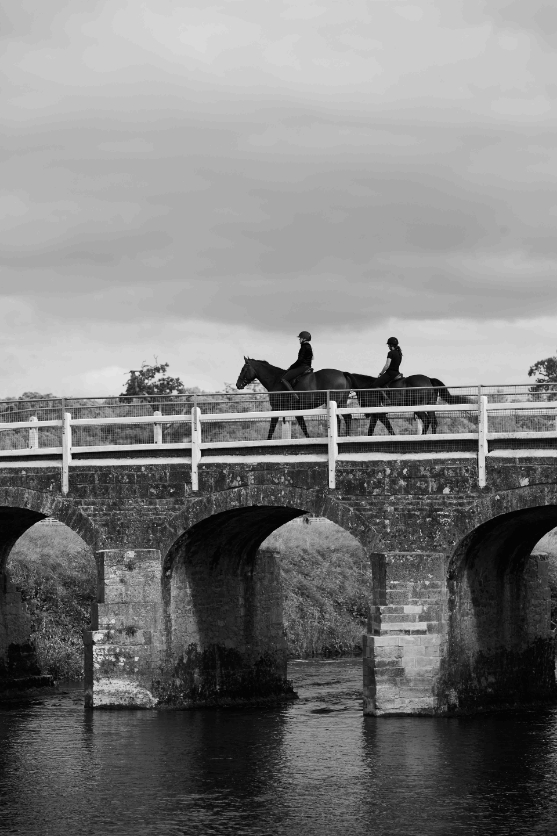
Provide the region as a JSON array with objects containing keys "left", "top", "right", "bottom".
[
  {"left": 413, "top": 656, "right": 439, "bottom": 669},
  {"left": 375, "top": 645, "right": 403, "bottom": 659},
  {"left": 402, "top": 645, "right": 425, "bottom": 656},
  {"left": 97, "top": 602, "right": 162, "bottom": 632},
  {"left": 380, "top": 623, "right": 428, "bottom": 634},
  {"left": 382, "top": 612, "right": 419, "bottom": 623},
  {"left": 91, "top": 677, "right": 158, "bottom": 708},
  {"left": 374, "top": 635, "right": 401, "bottom": 646}
]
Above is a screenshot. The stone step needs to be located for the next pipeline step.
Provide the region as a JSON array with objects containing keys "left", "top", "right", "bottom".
[{"left": 378, "top": 622, "right": 429, "bottom": 634}]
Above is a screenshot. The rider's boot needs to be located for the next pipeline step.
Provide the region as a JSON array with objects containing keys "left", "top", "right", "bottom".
[{"left": 280, "top": 378, "right": 300, "bottom": 401}]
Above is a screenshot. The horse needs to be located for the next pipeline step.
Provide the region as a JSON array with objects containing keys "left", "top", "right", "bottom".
[
  {"left": 235, "top": 357, "right": 354, "bottom": 439},
  {"left": 348, "top": 373, "right": 471, "bottom": 435}
]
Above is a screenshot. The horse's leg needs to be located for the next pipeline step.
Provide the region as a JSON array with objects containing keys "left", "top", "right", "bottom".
[
  {"left": 267, "top": 416, "right": 279, "bottom": 440},
  {"left": 431, "top": 412, "right": 438, "bottom": 435},
  {"left": 417, "top": 412, "right": 431, "bottom": 434},
  {"left": 367, "top": 414, "right": 379, "bottom": 436},
  {"left": 297, "top": 416, "right": 310, "bottom": 439},
  {"left": 343, "top": 413, "right": 352, "bottom": 437},
  {"left": 380, "top": 415, "right": 396, "bottom": 436}
]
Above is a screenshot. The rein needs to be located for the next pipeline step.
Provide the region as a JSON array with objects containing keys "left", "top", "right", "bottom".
[{"left": 238, "top": 360, "right": 284, "bottom": 392}]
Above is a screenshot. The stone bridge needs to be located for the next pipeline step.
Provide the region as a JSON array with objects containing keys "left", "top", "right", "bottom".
[{"left": 0, "top": 453, "right": 556, "bottom": 715}]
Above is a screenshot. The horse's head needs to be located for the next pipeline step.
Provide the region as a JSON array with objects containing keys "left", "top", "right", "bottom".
[{"left": 236, "top": 357, "right": 257, "bottom": 390}]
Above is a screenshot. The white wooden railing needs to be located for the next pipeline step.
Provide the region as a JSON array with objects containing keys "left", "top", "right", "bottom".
[{"left": 1, "top": 396, "right": 557, "bottom": 494}]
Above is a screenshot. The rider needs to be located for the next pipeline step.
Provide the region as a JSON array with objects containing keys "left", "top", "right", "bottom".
[
  {"left": 376, "top": 337, "right": 402, "bottom": 389},
  {"left": 281, "top": 331, "right": 313, "bottom": 399}
]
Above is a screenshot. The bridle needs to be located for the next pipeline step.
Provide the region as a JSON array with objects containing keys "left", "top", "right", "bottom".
[{"left": 236, "top": 361, "right": 254, "bottom": 390}]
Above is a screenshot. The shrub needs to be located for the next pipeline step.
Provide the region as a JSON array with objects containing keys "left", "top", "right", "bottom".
[{"left": 8, "top": 524, "right": 96, "bottom": 680}]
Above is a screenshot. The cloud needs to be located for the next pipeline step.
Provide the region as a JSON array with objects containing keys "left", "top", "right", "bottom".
[
  {"left": 475, "top": 0, "right": 557, "bottom": 48},
  {"left": 0, "top": 229, "right": 172, "bottom": 269},
  {"left": 2, "top": 107, "right": 556, "bottom": 330},
  {"left": 0, "top": 0, "right": 555, "bottom": 380}
]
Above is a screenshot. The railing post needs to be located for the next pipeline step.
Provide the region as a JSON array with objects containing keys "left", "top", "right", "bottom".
[
  {"left": 191, "top": 406, "right": 201, "bottom": 491},
  {"left": 29, "top": 415, "right": 38, "bottom": 449},
  {"left": 62, "top": 412, "right": 72, "bottom": 495},
  {"left": 327, "top": 396, "right": 338, "bottom": 490},
  {"left": 478, "top": 394, "right": 488, "bottom": 488},
  {"left": 153, "top": 410, "right": 162, "bottom": 444}
]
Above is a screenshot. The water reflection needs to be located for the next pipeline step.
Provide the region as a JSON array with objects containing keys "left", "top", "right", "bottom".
[{"left": 0, "top": 662, "right": 556, "bottom": 836}]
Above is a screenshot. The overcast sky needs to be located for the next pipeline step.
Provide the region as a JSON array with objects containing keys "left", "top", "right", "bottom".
[{"left": 2, "top": 0, "right": 557, "bottom": 397}]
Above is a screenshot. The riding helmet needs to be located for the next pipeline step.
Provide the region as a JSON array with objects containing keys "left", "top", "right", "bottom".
[
  {"left": 298, "top": 330, "right": 312, "bottom": 340},
  {"left": 387, "top": 336, "right": 399, "bottom": 347}
]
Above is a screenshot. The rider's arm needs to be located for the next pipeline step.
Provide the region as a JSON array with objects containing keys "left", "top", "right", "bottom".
[{"left": 378, "top": 357, "right": 391, "bottom": 376}]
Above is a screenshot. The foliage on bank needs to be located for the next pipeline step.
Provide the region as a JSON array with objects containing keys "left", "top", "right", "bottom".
[
  {"left": 261, "top": 518, "right": 373, "bottom": 657},
  {"left": 8, "top": 525, "right": 96, "bottom": 680}
]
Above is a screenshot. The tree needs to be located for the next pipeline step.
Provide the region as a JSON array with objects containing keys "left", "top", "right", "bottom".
[
  {"left": 121, "top": 361, "right": 188, "bottom": 400},
  {"left": 119, "top": 361, "right": 200, "bottom": 445},
  {"left": 528, "top": 353, "right": 557, "bottom": 387}
]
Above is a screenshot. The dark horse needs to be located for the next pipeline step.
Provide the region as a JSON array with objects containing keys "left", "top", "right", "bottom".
[
  {"left": 235, "top": 357, "right": 354, "bottom": 439},
  {"left": 349, "top": 373, "right": 470, "bottom": 435}
]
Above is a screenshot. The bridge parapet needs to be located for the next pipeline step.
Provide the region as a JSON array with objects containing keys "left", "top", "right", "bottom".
[{"left": 0, "top": 385, "right": 556, "bottom": 495}]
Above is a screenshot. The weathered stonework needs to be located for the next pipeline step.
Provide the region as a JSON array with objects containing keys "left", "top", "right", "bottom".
[
  {"left": 0, "top": 454, "right": 555, "bottom": 712},
  {"left": 363, "top": 552, "right": 447, "bottom": 715},
  {"left": 84, "top": 549, "right": 164, "bottom": 708}
]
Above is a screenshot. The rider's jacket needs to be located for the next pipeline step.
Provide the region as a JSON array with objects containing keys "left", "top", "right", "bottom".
[
  {"left": 288, "top": 340, "right": 313, "bottom": 370},
  {"left": 386, "top": 346, "right": 402, "bottom": 376}
]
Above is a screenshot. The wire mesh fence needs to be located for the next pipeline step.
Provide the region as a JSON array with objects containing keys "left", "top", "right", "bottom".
[
  {"left": 197, "top": 390, "right": 329, "bottom": 445},
  {"left": 67, "top": 397, "right": 192, "bottom": 448},
  {"left": 481, "top": 384, "right": 557, "bottom": 403},
  {"left": 0, "top": 397, "right": 63, "bottom": 451},
  {"left": 488, "top": 407, "right": 557, "bottom": 435},
  {"left": 0, "top": 384, "right": 556, "bottom": 456}
]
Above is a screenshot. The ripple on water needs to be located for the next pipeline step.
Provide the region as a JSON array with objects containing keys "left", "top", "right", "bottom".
[{"left": 0, "top": 660, "right": 557, "bottom": 836}]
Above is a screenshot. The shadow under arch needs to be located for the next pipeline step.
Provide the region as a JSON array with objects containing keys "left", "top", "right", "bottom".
[
  {"left": 441, "top": 504, "right": 557, "bottom": 713},
  {"left": 159, "top": 490, "right": 385, "bottom": 707}
]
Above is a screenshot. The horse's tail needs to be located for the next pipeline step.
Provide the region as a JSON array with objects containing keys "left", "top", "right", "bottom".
[{"left": 430, "top": 378, "right": 473, "bottom": 405}]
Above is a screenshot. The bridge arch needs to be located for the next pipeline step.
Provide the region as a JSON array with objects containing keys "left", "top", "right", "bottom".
[
  {"left": 161, "top": 484, "right": 380, "bottom": 558},
  {"left": 442, "top": 501, "right": 557, "bottom": 712},
  {"left": 0, "top": 485, "right": 98, "bottom": 566},
  {"left": 0, "top": 486, "right": 99, "bottom": 691},
  {"left": 157, "top": 486, "right": 382, "bottom": 706},
  {"left": 459, "top": 482, "right": 557, "bottom": 543}
]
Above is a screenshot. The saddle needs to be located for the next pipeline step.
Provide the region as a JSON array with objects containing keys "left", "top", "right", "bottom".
[
  {"left": 387, "top": 374, "right": 404, "bottom": 387},
  {"left": 291, "top": 368, "right": 313, "bottom": 385}
]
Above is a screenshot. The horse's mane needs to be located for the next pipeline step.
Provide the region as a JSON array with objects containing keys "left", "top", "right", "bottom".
[{"left": 247, "top": 358, "right": 285, "bottom": 376}]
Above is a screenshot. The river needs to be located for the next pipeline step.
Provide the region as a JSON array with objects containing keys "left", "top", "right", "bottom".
[{"left": 1, "top": 658, "right": 557, "bottom": 836}]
